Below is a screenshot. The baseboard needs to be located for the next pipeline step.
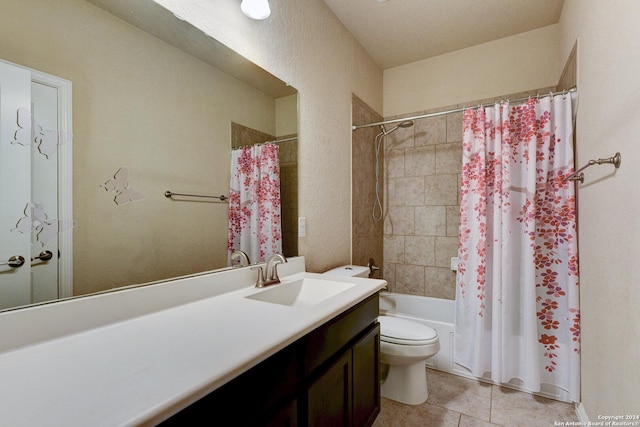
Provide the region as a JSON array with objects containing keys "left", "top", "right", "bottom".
[{"left": 576, "top": 402, "right": 590, "bottom": 423}]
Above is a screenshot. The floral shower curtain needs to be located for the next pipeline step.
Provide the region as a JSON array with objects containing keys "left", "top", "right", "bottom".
[
  {"left": 227, "top": 143, "right": 282, "bottom": 265},
  {"left": 455, "top": 94, "right": 580, "bottom": 402}
]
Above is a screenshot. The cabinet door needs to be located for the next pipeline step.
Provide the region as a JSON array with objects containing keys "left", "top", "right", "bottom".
[
  {"left": 352, "top": 323, "right": 380, "bottom": 427},
  {"left": 264, "top": 398, "right": 298, "bottom": 427},
  {"left": 306, "top": 350, "right": 352, "bottom": 427}
]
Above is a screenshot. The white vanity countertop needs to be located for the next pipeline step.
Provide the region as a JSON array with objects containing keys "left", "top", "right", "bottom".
[{"left": 0, "top": 257, "right": 386, "bottom": 426}]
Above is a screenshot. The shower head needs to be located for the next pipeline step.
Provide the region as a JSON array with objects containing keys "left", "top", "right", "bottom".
[{"left": 379, "top": 120, "right": 414, "bottom": 136}]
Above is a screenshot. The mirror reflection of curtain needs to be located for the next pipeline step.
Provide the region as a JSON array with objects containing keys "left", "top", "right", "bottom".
[{"left": 227, "top": 143, "right": 282, "bottom": 265}]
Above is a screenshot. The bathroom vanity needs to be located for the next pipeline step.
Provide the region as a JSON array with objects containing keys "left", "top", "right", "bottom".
[
  {"left": 0, "top": 257, "right": 386, "bottom": 426},
  {"left": 162, "top": 293, "right": 380, "bottom": 426}
]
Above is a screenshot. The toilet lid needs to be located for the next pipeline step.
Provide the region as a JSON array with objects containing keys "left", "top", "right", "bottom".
[{"left": 378, "top": 315, "right": 437, "bottom": 345}]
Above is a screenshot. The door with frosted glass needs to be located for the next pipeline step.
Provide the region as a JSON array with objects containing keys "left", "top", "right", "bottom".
[
  {"left": 0, "top": 61, "right": 32, "bottom": 309},
  {"left": 0, "top": 60, "right": 72, "bottom": 310}
]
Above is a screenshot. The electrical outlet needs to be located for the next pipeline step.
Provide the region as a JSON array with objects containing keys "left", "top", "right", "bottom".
[{"left": 298, "top": 217, "right": 306, "bottom": 237}]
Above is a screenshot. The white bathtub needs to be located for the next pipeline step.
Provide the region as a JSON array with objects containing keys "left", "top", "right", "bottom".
[{"left": 379, "top": 292, "right": 573, "bottom": 402}]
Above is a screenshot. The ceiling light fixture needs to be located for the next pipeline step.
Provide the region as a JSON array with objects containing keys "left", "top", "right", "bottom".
[{"left": 241, "top": 0, "right": 271, "bottom": 20}]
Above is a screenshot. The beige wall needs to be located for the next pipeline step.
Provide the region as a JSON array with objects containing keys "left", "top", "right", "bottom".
[
  {"left": 0, "top": 0, "right": 280, "bottom": 294},
  {"left": 156, "top": 0, "right": 384, "bottom": 273},
  {"left": 559, "top": 0, "right": 640, "bottom": 418},
  {"left": 383, "top": 24, "right": 561, "bottom": 116}
]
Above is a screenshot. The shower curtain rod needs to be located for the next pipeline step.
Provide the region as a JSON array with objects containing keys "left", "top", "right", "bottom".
[
  {"left": 265, "top": 136, "right": 297, "bottom": 144},
  {"left": 352, "top": 87, "right": 577, "bottom": 131},
  {"left": 232, "top": 136, "right": 298, "bottom": 150}
]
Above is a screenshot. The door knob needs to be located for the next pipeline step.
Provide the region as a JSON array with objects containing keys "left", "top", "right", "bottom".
[
  {"left": 1, "top": 255, "right": 25, "bottom": 268},
  {"left": 32, "top": 251, "right": 53, "bottom": 262}
]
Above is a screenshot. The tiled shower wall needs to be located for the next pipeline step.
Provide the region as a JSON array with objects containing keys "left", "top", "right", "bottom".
[
  {"left": 352, "top": 87, "right": 567, "bottom": 300},
  {"left": 382, "top": 112, "right": 463, "bottom": 299},
  {"left": 351, "top": 96, "right": 384, "bottom": 270}
]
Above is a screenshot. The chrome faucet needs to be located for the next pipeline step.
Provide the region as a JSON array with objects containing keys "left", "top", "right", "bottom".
[
  {"left": 265, "top": 253, "right": 287, "bottom": 283},
  {"left": 231, "top": 250, "right": 250, "bottom": 267},
  {"left": 252, "top": 254, "right": 287, "bottom": 288}
]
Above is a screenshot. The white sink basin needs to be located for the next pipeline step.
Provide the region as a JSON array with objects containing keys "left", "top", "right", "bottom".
[{"left": 246, "top": 278, "right": 355, "bottom": 307}]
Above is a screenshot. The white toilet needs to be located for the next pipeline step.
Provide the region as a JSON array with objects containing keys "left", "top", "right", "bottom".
[{"left": 323, "top": 265, "right": 440, "bottom": 405}]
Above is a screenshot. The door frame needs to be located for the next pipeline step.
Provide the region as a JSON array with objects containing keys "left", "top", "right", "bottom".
[
  {"left": 3, "top": 59, "right": 73, "bottom": 299},
  {"left": 32, "top": 70, "right": 73, "bottom": 299}
]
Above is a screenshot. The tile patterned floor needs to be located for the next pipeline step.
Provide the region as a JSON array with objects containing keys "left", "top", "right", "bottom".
[{"left": 373, "top": 369, "right": 579, "bottom": 427}]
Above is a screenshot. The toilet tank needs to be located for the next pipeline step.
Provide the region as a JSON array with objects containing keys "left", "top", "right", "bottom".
[{"left": 323, "top": 265, "right": 370, "bottom": 278}]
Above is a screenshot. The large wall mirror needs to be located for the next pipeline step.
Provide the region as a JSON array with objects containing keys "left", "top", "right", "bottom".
[{"left": 0, "top": 0, "right": 298, "bottom": 311}]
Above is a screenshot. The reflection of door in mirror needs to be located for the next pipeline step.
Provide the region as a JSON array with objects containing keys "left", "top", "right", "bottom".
[{"left": 0, "top": 60, "right": 72, "bottom": 311}]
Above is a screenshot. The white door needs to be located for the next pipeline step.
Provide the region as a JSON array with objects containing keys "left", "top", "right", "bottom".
[
  {"left": 0, "top": 61, "right": 32, "bottom": 310},
  {"left": 30, "top": 81, "right": 61, "bottom": 303},
  {"left": 0, "top": 60, "right": 72, "bottom": 310}
]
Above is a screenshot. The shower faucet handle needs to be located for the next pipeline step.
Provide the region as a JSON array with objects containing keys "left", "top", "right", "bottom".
[{"left": 367, "top": 258, "right": 380, "bottom": 278}]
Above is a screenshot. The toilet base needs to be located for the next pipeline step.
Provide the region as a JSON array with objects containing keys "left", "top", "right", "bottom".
[{"left": 380, "top": 361, "right": 428, "bottom": 405}]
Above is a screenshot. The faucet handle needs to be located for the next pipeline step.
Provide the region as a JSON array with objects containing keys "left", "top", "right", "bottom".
[
  {"left": 231, "top": 250, "right": 250, "bottom": 267},
  {"left": 251, "top": 266, "right": 265, "bottom": 288},
  {"left": 368, "top": 258, "right": 381, "bottom": 278}
]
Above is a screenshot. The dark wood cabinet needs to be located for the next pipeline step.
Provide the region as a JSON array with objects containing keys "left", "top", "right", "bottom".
[
  {"left": 306, "top": 349, "right": 352, "bottom": 427},
  {"left": 160, "top": 294, "right": 380, "bottom": 427},
  {"left": 352, "top": 324, "right": 381, "bottom": 427},
  {"left": 305, "top": 323, "right": 380, "bottom": 427}
]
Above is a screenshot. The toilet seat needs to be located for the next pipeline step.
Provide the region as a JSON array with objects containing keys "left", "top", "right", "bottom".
[{"left": 378, "top": 315, "right": 438, "bottom": 345}]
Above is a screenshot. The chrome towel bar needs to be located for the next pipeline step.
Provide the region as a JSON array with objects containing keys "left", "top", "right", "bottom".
[
  {"left": 567, "top": 152, "right": 621, "bottom": 183},
  {"left": 164, "top": 190, "right": 228, "bottom": 202}
]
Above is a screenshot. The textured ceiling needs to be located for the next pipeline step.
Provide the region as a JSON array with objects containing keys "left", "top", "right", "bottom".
[{"left": 323, "top": 0, "right": 564, "bottom": 69}]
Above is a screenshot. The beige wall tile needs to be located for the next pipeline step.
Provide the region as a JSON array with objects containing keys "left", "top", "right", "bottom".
[
  {"left": 424, "top": 174, "right": 458, "bottom": 206},
  {"left": 386, "top": 149, "right": 405, "bottom": 179},
  {"left": 386, "top": 126, "right": 415, "bottom": 150},
  {"left": 436, "top": 236, "right": 459, "bottom": 267},
  {"left": 395, "top": 264, "right": 425, "bottom": 295},
  {"left": 415, "top": 115, "right": 447, "bottom": 146},
  {"left": 446, "top": 206, "right": 461, "bottom": 237},
  {"left": 383, "top": 262, "right": 396, "bottom": 292},
  {"left": 446, "top": 111, "right": 463, "bottom": 142},
  {"left": 351, "top": 95, "right": 383, "bottom": 270},
  {"left": 426, "top": 267, "right": 457, "bottom": 300},
  {"left": 436, "top": 143, "right": 462, "bottom": 175},
  {"left": 382, "top": 109, "right": 461, "bottom": 299},
  {"left": 405, "top": 146, "right": 436, "bottom": 177},
  {"left": 384, "top": 235, "right": 405, "bottom": 263},
  {"left": 384, "top": 206, "right": 415, "bottom": 235},
  {"left": 415, "top": 206, "right": 446, "bottom": 236},
  {"left": 389, "top": 177, "right": 425, "bottom": 206},
  {"left": 405, "top": 236, "right": 435, "bottom": 266}
]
